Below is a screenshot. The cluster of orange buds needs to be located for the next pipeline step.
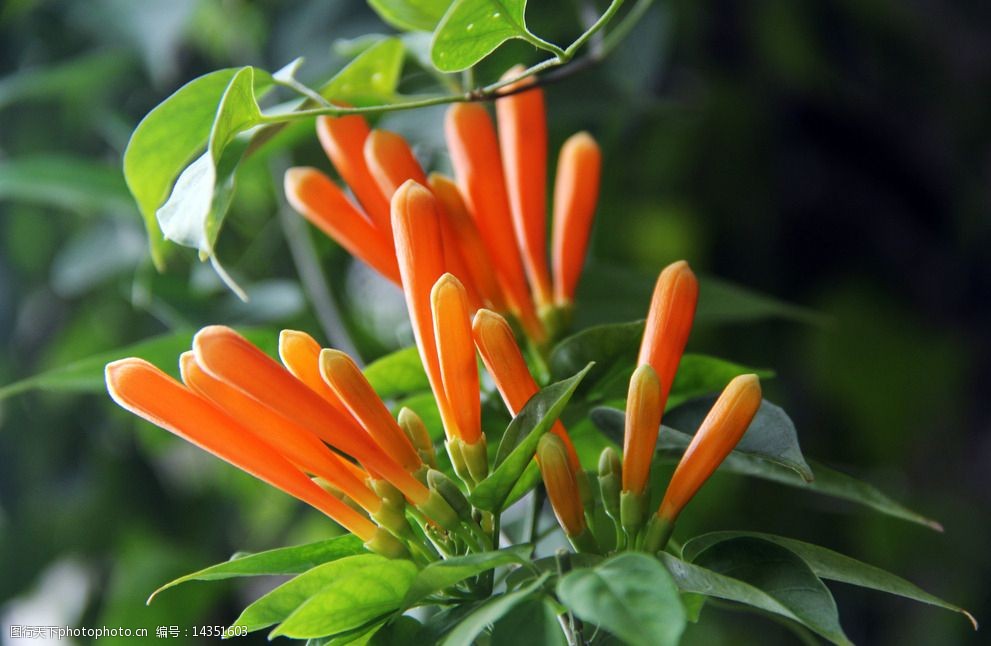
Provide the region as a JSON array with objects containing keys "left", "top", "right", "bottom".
[
  {"left": 284, "top": 66, "right": 601, "bottom": 347},
  {"left": 105, "top": 325, "right": 493, "bottom": 562},
  {"left": 601, "top": 260, "right": 763, "bottom": 552}
]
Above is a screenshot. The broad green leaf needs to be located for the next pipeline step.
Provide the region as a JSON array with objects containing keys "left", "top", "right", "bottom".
[
  {"left": 589, "top": 407, "right": 939, "bottom": 528},
  {"left": 690, "top": 537, "right": 851, "bottom": 645},
  {"left": 0, "top": 50, "right": 131, "bottom": 108},
  {"left": 369, "top": 616, "right": 426, "bottom": 644},
  {"left": 490, "top": 597, "right": 566, "bottom": 646},
  {"left": 590, "top": 401, "right": 813, "bottom": 483},
  {"left": 440, "top": 574, "right": 549, "bottom": 646},
  {"left": 664, "top": 397, "right": 813, "bottom": 481},
  {"left": 319, "top": 38, "right": 406, "bottom": 106},
  {"left": 404, "top": 546, "right": 532, "bottom": 606},
  {"left": 470, "top": 363, "right": 593, "bottom": 511},
  {"left": 0, "top": 328, "right": 277, "bottom": 400},
  {"left": 156, "top": 66, "right": 267, "bottom": 255},
  {"left": 272, "top": 559, "right": 419, "bottom": 639},
  {"left": 364, "top": 346, "right": 429, "bottom": 399},
  {"left": 0, "top": 155, "right": 134, "bottom": 214},
  {"left": 431, "top": 0, "right": 548, "bottom": 72},
  {"left": 557, "top": 553, "right": 685, "bottom": 646},
  {"left": 369, "top": 0, "right": 452, "bottom": 31},
  {"left": 682, "top": 532, "right": 977, "bottom": 629},
  {"left": 232, "top": 554, "right": 395, "bottom": 632},
  {"left": 658, "top": 553, "right": 798, "bottom": 622},
  {"left": 123, "top": 68, "right": 240, "bottom": 266},
  {"left": 148, "top": 535, "right": 366, "bottom": 602}
]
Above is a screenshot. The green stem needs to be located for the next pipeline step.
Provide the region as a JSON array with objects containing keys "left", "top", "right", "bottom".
[{"left": 565, "top": 0, "right": 627, "bottom": 57}]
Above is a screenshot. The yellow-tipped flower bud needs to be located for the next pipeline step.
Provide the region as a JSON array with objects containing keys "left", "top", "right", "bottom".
[
  {"left": 622, "top": 364, "right": 663, "bottom": 497},
  {"left": 658, "top": 374, "right": 762, "bottom": 523},
  {"left": 398, "top": 407, "right": 437, "bottom": 469}
]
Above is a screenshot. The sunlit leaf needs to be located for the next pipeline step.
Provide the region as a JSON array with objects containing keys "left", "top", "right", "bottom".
[
  {"left": 364, "top": 346, "right": 429, "bottom": 399},
  {"left": 431, "top": 0, "right": 547, "bottom": 72},
  {"left": 319, "top": 37, "right": 406, "bottom": 106},
  {"left": 369, "top": 0, "right": 452, "bottom": 32}
]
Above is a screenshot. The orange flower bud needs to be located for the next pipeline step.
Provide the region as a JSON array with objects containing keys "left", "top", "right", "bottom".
[
  {"left": 284, "top": 167, "right": 401, "bottom": 284},
  {"left": 192, "top": 326, "right": 429, "bottom": 505},
  {"left": 496, "top": 66, "right": 552, "bottom": 308},
  {"left": 445, "top": 103, "right": 544, "bottom": 341},
  {"left": 105, "top": 358, "right": 377, "bottom": 541},
  {"left": 551, "top": 132, "right": 601, "bottom": 306},
  {"left": 471, "top": 309, "right": 579, "bottom": 471},
  {"left": 365, "top": 129, "right": 428, "bottom": 203},
  {"left": 428, "top": 173, "right": 506, "bottom": 311},
  {"left": 622, "top": 364, "right": 663, "bottom": 496},
  {"left": 179, "top": 352, "right": 380, "bottom": 514},
  {"left": 316, "top": 114, "right": 391, "bottom": 232},
  {"left": 537, "top": 433, "right": 586, "bottom": 537},
  {"left": 319, "top": 348, "right": 422, "bottom": 473},
  {"left": 637, "top": 260, "right": 699, "bottom": 407},
  {"left": 391, "top": 181, "right": 461, "bottom": 442},
  {"left": 278, "top": 330, "right": 348, "bottom": 411},
  {"left": 430, "top": 273, "right": 482, "bottom": 445},
  {"left": 657, "top": 374, "right": 762, "bottom": 522}
]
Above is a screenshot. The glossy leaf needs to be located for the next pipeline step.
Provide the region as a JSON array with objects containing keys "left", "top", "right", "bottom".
[
  {"left": 556, "top": 553, "right": 686, "bottom": 646},
  {"left": 440, "top": 574, "right": 549, "bottom": 646},
  {"left": 682, "top": 532, "right": 977, "bottom": 629},
  {"left": 490, "top": 597, "right": 567, "bottom": 646},
  {"left": 690, "top": 537, "right": 851, "bottom": 645},
  {"left": 369, "top": 0, "right": 452, "bottom": 31},
  {"left": 431, "top": 0, "right": 542, "bottom": 72},
  {"left": 470, "top": 363, "right": 593, "bottom": 511},
  {"left": 148, "top": 535, "right": 365, "bottom": 603},
  {"left": 0, "top": 328, "right": 277, "bottom": 400},
  {"left": 364, "top": 346, "right": 430, "bottom": 399},
  {"left": 404, "top": 546, "right": 532, "bottom": 606},
  {"left": 318, "top": 38, "right": 406, "bottom": 106},
  {"left": 271, "top": 558, "right": 419, "bottom": 639}
]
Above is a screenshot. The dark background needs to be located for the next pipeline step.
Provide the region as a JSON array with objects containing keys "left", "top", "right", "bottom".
[{"left": 1, "top": 0, "right": 988, "bottom": 643}]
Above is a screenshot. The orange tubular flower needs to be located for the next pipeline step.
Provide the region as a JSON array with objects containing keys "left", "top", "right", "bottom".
[
  {"left": 496, "top": 66, "right": 552, "bottom": 308},
  {"left": 637, "top": 260, "right": 700, "bottom": 406},
  {"left": 551, "top": 132, "right": 602, "bottom": 307},
  {"left": 316, "top": 114, "right": 392, "bottom": 231},
  {"left": 179, "top": 352, "right": 381, "bottom": 514},
  {"left": 445, "top": 103, "right": 544, "bottom": 341},
  {"left": 319, "top": 348, "right": 422, "bottom": 473},
  {"left": 105, "top": 358, "right": 378, "bottom": 541},
  {"left": 391, "top": 181, "right": 461, "bottom": 442},
  {"left": 471, "top": 309, "right": 579, "bottom": 470},
  {"left": 278, "top": 330, "right": 348, "bottom": 411},
  {"left": 284, "top": 167, "right": 401, "bottom": 284},
  {"left": 622, "top": 364, "right": 663, "bottom": 497},
  {"left": 657, "top": 374, "right": 762, "bottom": 522},
  {"left": 430, "top": 273, "right": 482, "bottom": 445},
  {"left": 428, "top": 173, "right": 506, "bottom": 311},
  {"left": 192, "top": 325, "right": 430, "bottom": 505},
  {"left": 537, "top": 433, "right": 585, "bottom": 537}
]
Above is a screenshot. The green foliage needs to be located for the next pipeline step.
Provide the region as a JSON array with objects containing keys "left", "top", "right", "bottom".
[
  {"left": 431, "top": 0, "right": 545, "bottom": 72},
  {"left": 440, "top": 574, "right": 550, "bottom": 646},
  {"left": 364, "top": 346, "right": 429, "bottom": 399},
  {"left": 404, "top": 546, "right": 532, "bottom": 605},
  {"left": 369, "top": 0, "right": 453, "bottom": 32}
]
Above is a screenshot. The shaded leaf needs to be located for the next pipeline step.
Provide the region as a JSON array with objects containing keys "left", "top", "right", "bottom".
[
  {"left": 369, "top": 0, "right": 452, "bottom": 32},
  {"left": 405, "top": 546, "right": 532, "bottom": 606},
  {"left": 0, "top": 155, "right": 134, "bottom": 214},
  {"left": 440, "top": 574, "right": 549, "bottom": 646},
  {"left": 691, "top": 537, "right": 851, "bottom": 645},
  {"left": 490, "top": 597, "right": 566, "bottom": 646},
  {"left": 557, "top": 553, "right": 685, "bottom": 646},
  {"left": 148, "top": 535, "right": 366, "bottom": 603},
  {"left": 364, "top": 346, "right": 429, "bottom": 399},
  {"left": 470, "top": 364, "right": 593, "bottom": 511}
]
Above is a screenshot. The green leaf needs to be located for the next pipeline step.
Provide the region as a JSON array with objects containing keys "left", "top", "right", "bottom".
[
  {"left": 490, "top": 597, "right": 566, "bottom": 646},
  {"left": 440, "top": 574, "right": 549, "bottom": 646},
  {"left": 364, "top": 346, "right": 429, "bottom": 399},
  {"left": 123, "top": 68, "right": 241, "bottom": 267},
  {"left": 590, "top": 400, "right": 813, "bottom": 483},
  {"left": 556, "top": 553, "right": 686, "bottom": 646},
  {"left": 0, "top": 50, "right": 131, "bottom": 108},
  {"left": 369, "top": 0, "right": 453, "bottom": 32},
  {"left": 319, "top": 38, "right": 406, "bottom": 106},
  {"left": 272, "top": 558, "right": 419, "bottom": 639},
  {"left": 689, "top": 537, "right": 852, "bottom": 645},
  {"left": 148, "top": 535, "right": 366, "bottom": 603},
  {"left": 697, "top": 276, "right": 826, "bottom": 326},
  {"left": 663, "top": 397, "right": 813, "bottom": 481},
  {"left": 681, "top": 532, "right": 977, "bottom": 629},
  {"left": 0, "top": 155, "right": 134, "bottom": 215},
  {"left": 470, "top": 363, "right": 593, "bottom": 511},
  {"left": 589, "top": 407, "right": 939, "bottom": 528},
  {"left": 232, "top": 554, "right": 403, "bottom": 633},
  {"left": 431, "top": 0, "right": 549, "bottom": 72},
  {"left": 0, "top": 328, "right": 277, "bottom": 401},
  {"left": 404, "top": 545, "right": 532, "bottom": 606},
  {"left": 658, "top": 552, "right": 799, "bottom": 623}
]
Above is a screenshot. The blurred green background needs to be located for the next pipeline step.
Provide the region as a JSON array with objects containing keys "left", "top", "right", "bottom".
[{"left": 1, "top": 0, "right": 988, "bottom": 644}]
